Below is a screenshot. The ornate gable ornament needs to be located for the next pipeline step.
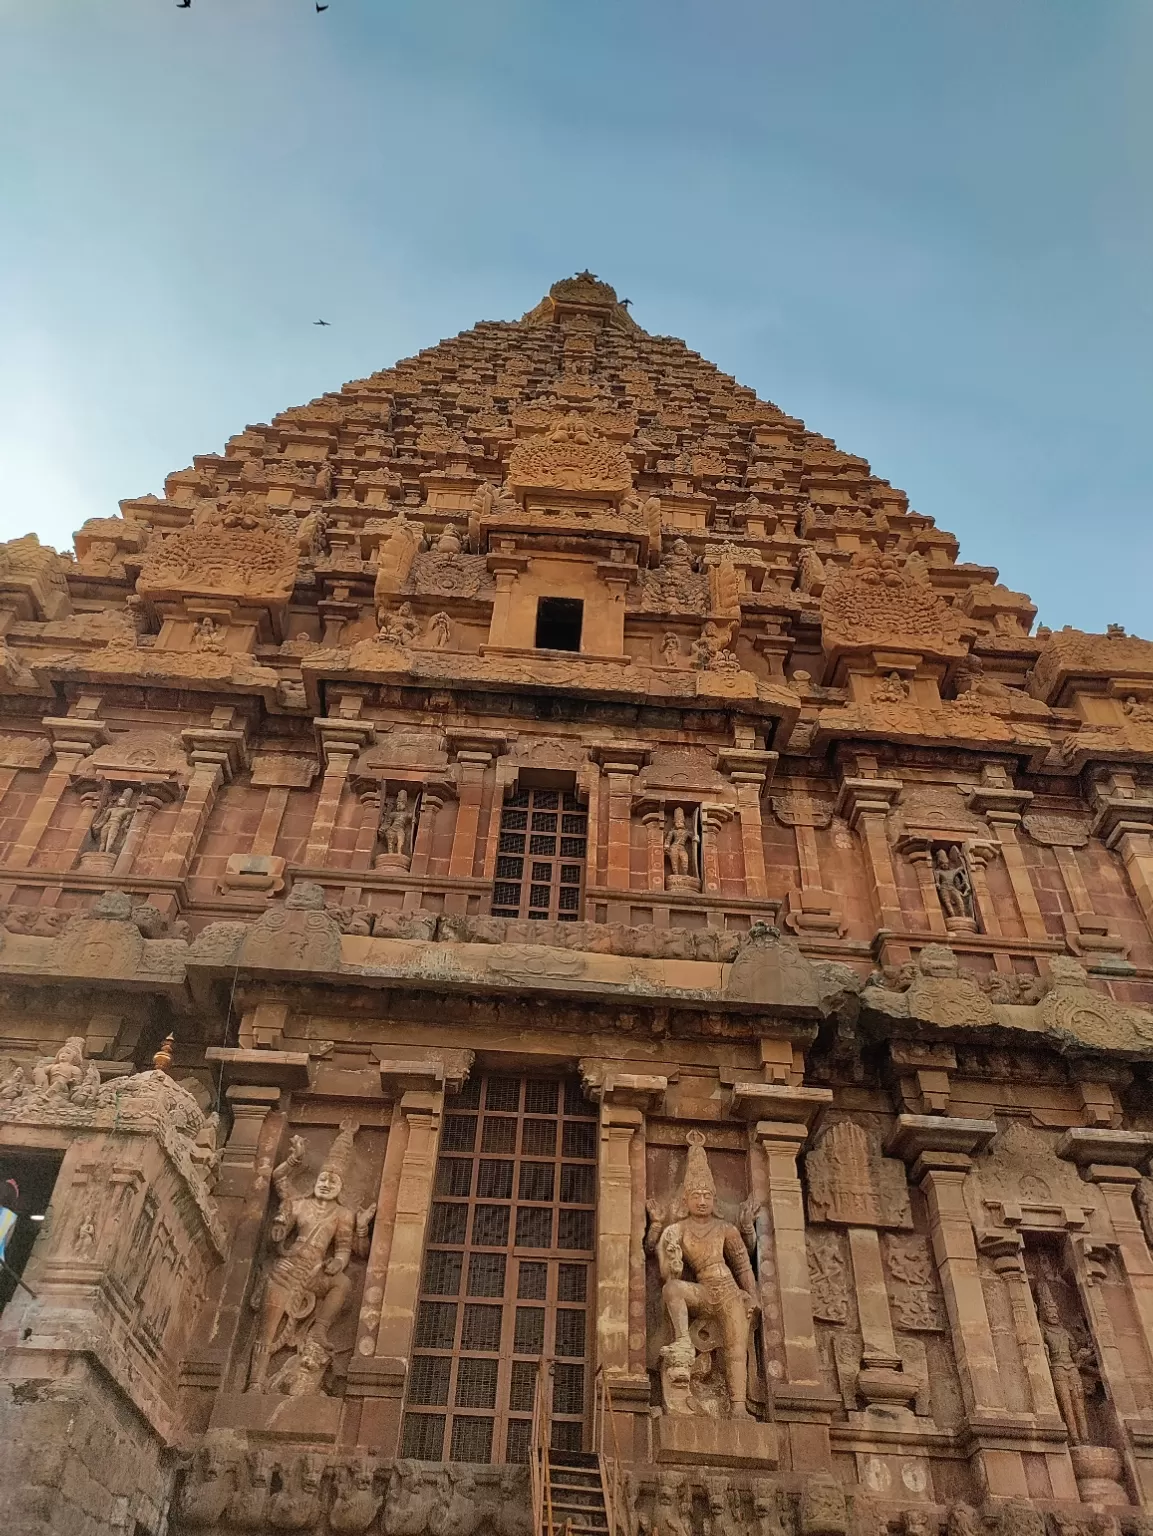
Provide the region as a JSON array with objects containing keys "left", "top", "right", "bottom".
[
  {"left": 506, "top": 415, "right": 633, "bottom": 501},
  {"left": 0, "top": 533, "right": 71, "bottom": 621},
  {"left": 1029, "top": 626, "right": 1153, "bottom": 706},
  {"left": 819, "top": 549, "right": 969, "bottom": 677},
  {"left": 137, "top": 501, "right": 299, "bottom": 607}
]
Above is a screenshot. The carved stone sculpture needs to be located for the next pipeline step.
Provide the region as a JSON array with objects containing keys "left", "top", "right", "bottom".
[
  {"left": 933, "top": 846, "right": 974, "bottom": 927},
  {"left": 191, "top": 616, "right": 226, "bottom": 653},
  {"left": 660, "top": 631, "right": 681, "bottom": 667},
  {"left": 87, "top": 786, "right": 137, "bottom": 867},
  {"left": 874, "top": 671, "right": 910, "bottom": 703},
  {"left": 426, "top": 610, "right": 452, "bottom": 649},
  {"left": 247, "top": 1120, "right": 375, "bottom": 1391},
  {"left": 379, "top": 601, "right": 420, "bottom": 648},
  {"left": 330, "top": 1457, "right": 383, "bottom": 1534},
  {"left": 650, "top": 1474, "right": 693, "bottom": 1536},
  {"left": 268, "top": 1452, "right": 325, "bottom": 1530},
  {"left": 1034, "top": 1281, "right": 1090, "bottom": 1443},
  {"left": 376, "top": 788, "right": 417, "bottom": 869},
  {"left": 663, "top": 805, "right": 701, "bottom": 892},
  {"left": 649, "top": 1130, "right": 759, "bottom": 1418}
]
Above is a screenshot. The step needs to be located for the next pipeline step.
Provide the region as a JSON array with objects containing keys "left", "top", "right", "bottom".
[
  {"left": 547, "top": 1487, "right": 604, "bottom": 1505},
  {"left": 547, "top": 1505, "right": 607, "bottom": 1522},
  {"left": 549, "top": 1475, "right": 603, "bottom": 1491}
]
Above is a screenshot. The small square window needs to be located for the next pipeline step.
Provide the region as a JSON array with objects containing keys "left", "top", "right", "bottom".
[{"left": 535, "top": 597, "right": 583, "bottom": 652}]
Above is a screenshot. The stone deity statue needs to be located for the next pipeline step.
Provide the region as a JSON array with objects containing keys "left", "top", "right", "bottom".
[
  {"left": 664, "top": 807, "right": 698, "bottom": 885},
  {"left": 426, "top": 611, "right": 452, "bottom": 649},
  {"left": 248, "top": 1120, "right": 375, "bottom": 1391},
  {"left": 1035, "top": 1284, "right": 1091, "bottom": 1444},
  {"left": 381, "top": 790, "right": 416, "bottom": 858},
  {"left": 379, "top": 602, "right": 420, "bottom": 648},
  {"left": 31, "top": 1036, "right": 101, "bottom": 1104},
  {"left": 92, "top": 788, "right": 136, "bottom": 857},
  {"left": 191, "top": 616, "right": 225, "bottom": 653},
  {"left": 659, "top": 632, "right": 681, "bottom": 668},
  {"left": 436, "top": 524, "right": 462, "bottom": 554},
  {"left": 648, "top": 1130, "right": 759, "bottom": 1418},
  {"left": 934, "top": 846, "right": 973, "bottom": 920}
]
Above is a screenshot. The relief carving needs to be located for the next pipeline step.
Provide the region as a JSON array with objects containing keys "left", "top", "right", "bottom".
[
  {"left": 807, "top": 1230, "right": 851, "bottom": 1323},
  {"left": 805, "top": 1120, "right": 912, "bottom": 1229},
  {"left": 1022, "top": 813, "right": 1091, "bottom": 848},
  {"left": 247, "top": 1120, "right": 375, "bottom": 1392},
  {"left": 933, "top": 845, "right": 975, "bottom": 927},
  {"left": 885, "top": 1236, "right": 946, "bottom": 1332},
  {"left": 646, "top": 1131, "right": 760, "bottom": 1419}
]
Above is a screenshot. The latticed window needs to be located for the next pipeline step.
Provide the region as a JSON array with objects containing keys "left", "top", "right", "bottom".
[
  {"left": 492, "top": 788, "right": 587, "bottom": 922},
  {"left": 401, "top": 1074, "right": 597, "bottom": 1464}
]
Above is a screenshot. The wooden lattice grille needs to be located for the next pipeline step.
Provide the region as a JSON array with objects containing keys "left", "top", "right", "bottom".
[
  {"left": 401, "top": 1073, "right": 598, "bottom": 1464},
  {"left": 491, "top": 788, "right": 587, "bottom": 921}
]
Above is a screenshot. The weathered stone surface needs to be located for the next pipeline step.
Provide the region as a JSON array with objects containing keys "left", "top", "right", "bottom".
[{"left": 0, "top": 274, "right": 1149, "bottom": 1533}]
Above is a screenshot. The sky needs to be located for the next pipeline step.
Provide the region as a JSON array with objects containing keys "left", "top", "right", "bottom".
[{"left": 1, "top": 0, "right": 1150, "bottom": 635}]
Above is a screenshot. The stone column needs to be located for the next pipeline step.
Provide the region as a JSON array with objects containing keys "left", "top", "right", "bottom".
[
  {"left": 730, "top": 1083, "right": 834, "bottom": 1470},
  {"left": 184, "top": 1085, "right": 285, "bottom": 1395},
  {"left": 897, "top": 839, "right": 949, "bottom": 936},
  {"left": 159, "top": 712, "right": 249, "bottom": 880},
  {"left": 303, "top": 714, "right": 375, "bottom": 868},
  {"left": 580, "top": 1064, "right": 668, "bottom": 1460},
  {"left": 352, "top": 783, "right": 382, "bottom": 870},
  {"left": 966, "top": 839, "right": 1003, "bottom": 939},
  {"left": 408, "top": 788, "right": 446, "bottom": 878},
  {"left": 6, "top": 708, "right": 109, "bottom": 870},
  {"left": 350, "top": 1054, "right": 467, "bottom": 1452},
  {"left": 1057, "top": 1127, "right": 1153, "bottom": 1486},
  {"left": 113, "top": 784, "right": 179, "bottom": 875},
  {"left": 591, "top": 745, "right": 650, "bottom": 912},
  {"left": 835, "top": 773, "right": 904, "bottom": 933},
  {"left": 967, "top": 774, "right": 1048, "bottom": 941},
  {"left": 640, "top": 802, "right": 666, "bottom": 893},
  {"left": 885, "top": 1116, "right": 1040, "bottom": 1494},
  {"left": 717, "top": 748, "right": 779, "bottom": 902},
  {"left": 1090, "top": 769, "right": 1153, "bottom": 940},
  {"left": 448, "top": 751, "right": 491, "bottom": 879},
  {"left": 700, "top": 803, "right": 733, "bottom": 896}
]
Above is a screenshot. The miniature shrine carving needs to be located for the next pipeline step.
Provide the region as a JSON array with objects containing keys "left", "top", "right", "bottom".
[
  {"left": 248, "top": 1120, "right": 375, "bottom": 1392},
  {"left": 647, "top": 1130, "right": 760, "bottom": 1419}
]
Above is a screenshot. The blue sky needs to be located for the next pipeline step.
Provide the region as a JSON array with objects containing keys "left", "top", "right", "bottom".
[{"left": 2, "top": 0, "right": 1150, "bottom": 634}]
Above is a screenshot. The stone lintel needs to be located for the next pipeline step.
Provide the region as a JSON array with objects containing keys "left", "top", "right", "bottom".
[
  {"left": 205, "top": 1046, "right": 312, "bottom": 1089},
  {"left": 730, "top": 1083, "right": 832, "bottom": 1125},
  {"left": 885, "top": 1114, "right": 997, "bottom": 1164},
  {"left": 1055, "top": 1126, "right": 1153, "bottom": 1169}
]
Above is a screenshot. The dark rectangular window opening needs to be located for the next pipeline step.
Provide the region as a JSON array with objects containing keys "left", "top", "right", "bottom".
[
  {"left": 0, "top": 1148, "right": 63, "bottom": 1317},
  {"left": 534, "top": 597, "right": 583, "bottom": 653}
]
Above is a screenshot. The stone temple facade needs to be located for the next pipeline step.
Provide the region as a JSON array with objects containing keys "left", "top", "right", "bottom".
[{"left": 1, "top": 273, "right": 1152, "bottom": 1536}]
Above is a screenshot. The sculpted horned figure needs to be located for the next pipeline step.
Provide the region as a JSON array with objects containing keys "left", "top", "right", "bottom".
[
  {"left": 648, "top": 1130, "right": 759, "bottom": 1418},
  {"left": 248, "top": 1120, "right": 374, "bottom": 1391}
]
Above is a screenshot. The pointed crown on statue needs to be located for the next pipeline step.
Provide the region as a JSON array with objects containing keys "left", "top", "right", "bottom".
[{"left": 317, "top": 1119, "right": 359, "bottom": 1189}]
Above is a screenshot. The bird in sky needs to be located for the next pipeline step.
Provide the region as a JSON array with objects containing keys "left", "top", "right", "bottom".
[
  {"left": 620, "top": 298, "right": 632, "bottom": 309},
  {"left": 177, "top": 0, "right": 191, "bottom": 8},
  {"left": 316, "top": 2, "right": 329, "bottom": 9},
  {"left": 313, "top": 319, "right": 331, "bottom": 326}
]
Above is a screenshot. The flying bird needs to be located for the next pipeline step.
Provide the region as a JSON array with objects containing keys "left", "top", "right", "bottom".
[
  {"left": 620, "top": 298, "right": 632, "bottom": 309},
  {"left": 316, "top": 2, "right": 329, "bottom": 9},
  {"left": 313, "top": 319, "right": 331, "bottom": 326},
  {"left": 177, "top": 0, "right": 191, "bottom": 7}
]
